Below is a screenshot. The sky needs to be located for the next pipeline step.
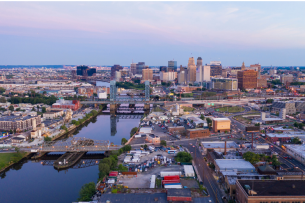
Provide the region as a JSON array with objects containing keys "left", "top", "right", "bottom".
[{"left": 0, "top": 1, "right": 305, "bottom": 66}]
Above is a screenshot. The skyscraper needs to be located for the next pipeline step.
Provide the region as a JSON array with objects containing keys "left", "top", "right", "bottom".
[
  {"left": 136, "top": 62, "right": 145, "bottom": 75},
  {"left": 203, "top": 66, "right": 211, "bottom": 82},
  {"left": 178, "top": 71, "right": 186, "bottom": 84},
  {"left": 168, "top": 60, "right": 177, "bottom": 72},
  {"left": 130, "top": 63, "right": 137, "bottom": 75},
  {"left": 142, "top": 68, "right": 153, "bottom": 81},
  {"left": 188, "top": 57, "right": 196, "bottom": 83},
  {"left": 111, "top": 65, "right": 123, "bottom": 80},
  {"left": 237, "top": 70, "right": 258, "bottom": 90},
  {"left": 76, "top": 65, "right": 96, "bottom": 77},
  {"left": 197, "top": 57, "right": 203, "bottom": 67},
  {"left": 208, "top": 61, "right": 222, "bottom": 76}
]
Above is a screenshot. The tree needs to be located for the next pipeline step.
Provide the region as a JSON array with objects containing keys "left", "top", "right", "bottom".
[
  {"left": 42, "top": 107, "right": 46, "bottom": 113},
  {"left": 206, "top": 118, "right": 212, "bottom": 127},
  {"left": 0, "top": 87, "right": 5, "bottom": 93},
  {"left": 32, "top": 107, "right": 35, "bottom": 111},
  {"left": 292, "top": 137, "right": 302, "bottom": 144},
  {"left": 118, "top": 164, "right": 128, "bottom": 171},
  {"left": 0, "top": 97, "right": 6, "bottom": 103},
  {"left": 144, "top": 144, "right": 148, "bottom": 150},
  {"left": 8, "top": 105, "right": 14, "bottom": 111},
  {"left": 175, "top": 151, "right": 193, "bottom": 162},
  {"left": 44, "top": 136, "right": 52, "bottom": 141},
  {"left": 36, "top": 105, "right": 39, "bottom": 111},
  {"left": 200, "top": 114, "right": 205, "bottom": 120},
  {"left": 98, "top": 163, "right": 110, "bottom": 174},
  {"left": 243, "top": 151, "right": 260, "bottom": 164},
  {"left": 121, "top": 138, "right": 128, "bottom": 145},
  {"left": 78, "top": 182, "right": 96, "bottom": 201},
  {"left": 161, "top": 140, "right": 167, "bottom": 146},
  {"left": 9, "top": 129, "right": 13, "bottom": 134},
  {"left": 130, "top": 127, "right": 138, "bottom": 137}
]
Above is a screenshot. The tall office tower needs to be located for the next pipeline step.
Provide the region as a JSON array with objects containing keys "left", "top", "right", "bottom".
[
  {"left": 111, "top": 64, "right": 123, "bottom": 80},
  {"left": 142, "top": 68, "right": 153, "bottom": 80},
  {"left": 178, "top": 71, "right": 186, "bottom": 84},
  {"left": 197, "top": 57, "right": 203, "bottom": 67},
  {"left": 130, "top": 63, "right": 137, "bottom": 75},
  {"left": 110, "top": 80, "right": 117, "bottom": 101},
  {"left": 136, "top": 62, "right": 145, "bottom": 75},
  {"left": 237, "top": 70, "right": 258, "bottom": 90},
  {"left": 203, "top": 65, "right": 211, "bottom": 82},
  {"left": 188, "top": 57, "right": 196, "bottom": 83},
  {"left": 115, "top": 71, "right": 121, "bottom": 82},
  {"left": 168, "top": 60, "right": 177, "bottom": 72},
  {"left": 160, "top": 66, "right": 167, "bottom": 72},
  {"left": 208, "top": 61, "right": 222, "bottom": 76},
  {"left": 76, "top": 65, "right": 96, "bottom": 77}
]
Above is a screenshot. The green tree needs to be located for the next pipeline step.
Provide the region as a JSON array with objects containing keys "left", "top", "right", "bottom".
[
  {"left": 8, "top": 105, "right": 14, "bottom": 111},
  {"left": 0, "top": 97, "right": 6, "bottom": 103},
  {"left": 200, "top": 114, "right": 205, "bottom": 120},
  {"left": 175, "top": 151, "right": 193, "bottom": 162},
  {"left": 144, "top": 144, "right": 148, "bottom": 150},
  {"left": 243, "top": 151, "right": 260, "bottom": 164},
  {"left": 161, "top": 140, "right": 167, "bottom": 146},
  {"left": 122, "top": 145, "right": 131, "bottom": 152},
  {"left": 130, "top": 127, "right": 138, "bottom": 137},
  {"left": 44, "top": 136, "right": 52, "bottom": 141},
  {"left": 118, "top": 164, "right": 128, "bottom": 171},
  {"left": 206, "top": 118, "right": 212, "bottom": 127},
  {"left": 121, "top": 138, "right": 128, "bottom": 145},
  {"left": 42, "top": 107, "right": 46, "bottom": 113},
  {"left": 98, "top": 163, "right": 110, "bottom": 174},
  {"left": 32, "top": 107, "right": 35, "bottom": 111},
  {"left": 0, "top": 87, "right": 5, "bottom": 93},
  {"left": 292, "top": 137, "right": 302, "bottom": 144},
  {"left": 77, "top": 182, "right": 96, "bottom": 201},
  {"left": 9, "top": 129, "right": 13, "bottom": 134}
]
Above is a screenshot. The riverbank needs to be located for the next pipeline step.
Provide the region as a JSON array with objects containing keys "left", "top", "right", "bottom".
[{"left": 0, "top": 152, "right": 31, "bottom": 173}]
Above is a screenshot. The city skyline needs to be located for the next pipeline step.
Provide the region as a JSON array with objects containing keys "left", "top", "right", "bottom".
[{"left": 0, "top": 2, "right": 305, "bottom": 66}]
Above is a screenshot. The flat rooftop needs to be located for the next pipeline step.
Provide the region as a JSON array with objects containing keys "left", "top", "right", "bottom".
[
  {"left": 267, "top": 133, "right": 305, "bottom": 138},
  {"left": 98, "top": 193, "right": 167, "bottom": 203},
  {"left": 167, "top": 188, "right": 191, "bottom": 197},
  {"left": 238, "top": 180, "right": 305, "bottom": 196},
  {"left": 0, "top": 115, "right": 38, "bottom": 122},
  {"left": 201, "top": 141, "right": 239, "bottom": 149},
  {"left": 215, "top": 159, "right": 255, "bottom": 170},
  {"left": 263, "top": 118, "right": 283, "bottom": 121},
  {"left": 213, "top": 118, "right": 230, "bottom": 121},
  {"left": 284, "top": 144, "right": 305, "bottom": 157}
]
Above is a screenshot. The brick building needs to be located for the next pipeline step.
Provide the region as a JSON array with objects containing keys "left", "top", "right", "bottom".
[
  {"left": 236, "top": 180, "right": 305, "bottom": 203},
  {"left": 52, "top": 99, "right": 80, "bottom": 111},
  {"left": 142, "top": 68, "right": 153, "bottom": 81},
  {"left": 0, "top": 115, "right": 41, "bottom": 131},
  {"left": 187, "top": 128, "right": 210, "bottom": 139},
  {"left": 237, "top": 70, "right": 258, "bottom": 90}
]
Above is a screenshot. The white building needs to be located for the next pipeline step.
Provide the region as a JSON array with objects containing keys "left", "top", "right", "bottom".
[
  {"left": 98, "top": 91, "right": 107, "bottom": 99},
  {"left": 215, "top": 159, "right": 256, "bottom": 174},
  {"left": 115, "top": 71, "right": 121, "bottom": 82},
  {"left": 279, "top": 108, "right": 286, "bottom": 120}
]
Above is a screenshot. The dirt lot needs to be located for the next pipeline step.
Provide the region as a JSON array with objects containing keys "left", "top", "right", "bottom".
[{"left": 180, "top": 178, "right": 199, "bottom": 188}]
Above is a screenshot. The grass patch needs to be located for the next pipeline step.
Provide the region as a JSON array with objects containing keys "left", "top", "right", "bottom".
[
  {"left": 216, "top": 106, "right": 244, "bottom": 113},
  {"left": 0, "top": 152, "right": 26, "bottom": 170}
]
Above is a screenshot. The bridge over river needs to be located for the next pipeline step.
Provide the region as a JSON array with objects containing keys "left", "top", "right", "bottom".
[{"left": 39, "top": 137, "right": 122, "bottom": 152}]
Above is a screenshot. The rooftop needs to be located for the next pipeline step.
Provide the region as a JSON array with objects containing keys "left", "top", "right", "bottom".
[
  {"left": 238, "top": 180, "right": 305, "bottom": 196},
  {"left": 167, "top": 188, "right": 191, "bottom": 197},
  {"left": 0, "top": 115, "right": 39, "bottom": 122},
  {"left": 201, "top": 141, "right": 239, "bottom": 149},
  {"left": 98, "top": 193, "right": 167, "bottom": 203},
  {"left": 213, "top": 118, "right": 231, "bottom": 121},
  {"left": 215, "top": 159, "right": 256, "bottom": 170}
]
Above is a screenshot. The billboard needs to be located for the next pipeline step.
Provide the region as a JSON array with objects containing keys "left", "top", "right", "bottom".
[{"left": 245, "top": 126, "right": 260, "bottom": 132}]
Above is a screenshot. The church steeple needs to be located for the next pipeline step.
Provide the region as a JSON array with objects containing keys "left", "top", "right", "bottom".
[{"left": 241, "top": 61, "right": 246, "bottom": 70}]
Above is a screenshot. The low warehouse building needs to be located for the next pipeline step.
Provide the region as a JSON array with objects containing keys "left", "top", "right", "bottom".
[
  {"left": 167, "top": 189, "right": 192, "bottom": 202},
  {"left": 201, "top": 141, "right": 239, "bottom": 155},
  {"left": 215, "top": 159, "right": 256, "bottom": 174},
  {"left": 187, "top": 128, "right": 210, "bottom": 139}
]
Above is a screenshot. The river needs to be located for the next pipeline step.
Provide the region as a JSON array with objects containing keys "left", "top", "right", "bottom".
[{"left": 0, "top": 114, "right": 141, "bottom": 203}]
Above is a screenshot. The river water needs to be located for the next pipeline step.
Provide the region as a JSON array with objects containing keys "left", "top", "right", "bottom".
[{"left": 0, "top": 114, "right": 141, "bottom": 203}]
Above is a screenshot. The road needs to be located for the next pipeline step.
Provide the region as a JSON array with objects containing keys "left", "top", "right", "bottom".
[{"left": 180, "top": 141, "right": 224, "bottom": 203}]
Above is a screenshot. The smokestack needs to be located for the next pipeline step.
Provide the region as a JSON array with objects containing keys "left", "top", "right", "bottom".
[{"left": 224, "top": 140, "right": 227, "bottom": 155}]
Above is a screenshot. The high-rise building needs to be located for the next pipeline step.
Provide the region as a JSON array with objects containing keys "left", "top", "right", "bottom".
[
  {"left": 207, "top": 61, "right": 222, "bottom": 76},
  {"left": 211, "top": 78, "right": 237, "bottom": 90},
  {"left": 241, "top": 62, "right": 246, "bottom": 70},
  {"left": 111, "top": 65, "right": 123, "bottom": 80},
  {"left": 130, "top": 63, "right": 137, "bottom": 75},
  {"left": 142, "top": 68, "right": 153, "bottom": 81},
  {"left": 136, "top": 62, "right": 145, "bottom": 75},
  {"left": 115, "top": 71, "right": 121, "bottom": 82},
  {"left": 249, "top": 64, "right": 261, "bottom": 78},
  {"left": 281, "top": 74, "right": 294, "bottom": 85},
  {"left": 197, "top": 57, "right": 203, "bottom": 67},
  {"left": 160, "top": 71, "right": 177, "bottom": 81},
  {"left": 76, "top": 65, "right": 96, "bottom": 77},
  {"left": 237, "top": 70, "right": 258, "bottom": 90},
  {"left": 168, "top": 60, "right": 177, "bottom": 72},
  {"left": 178, "top": 71, "right": 186, "bottom": 84},
  {"left": 188, "top": 57, "right": 196, "bottom": 83},
  {"left": 160, "top": 66, "right": 167, "bottom": 72},
  {"left": 196, "top": 65, "right": 211, "bottom": 83}
]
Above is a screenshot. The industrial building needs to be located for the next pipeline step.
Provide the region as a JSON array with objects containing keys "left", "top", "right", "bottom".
[
  {"left": 212, "top": 118, "right": 231, "bottom": 133},
  {"left": 236, "top": 180, "right": 305, "bottom": 203},
  {"left": 201, "top": 141, "right": 239, "bottom": 154},
  {"left": 186, "top": 128, "right": 210, "bottom": 139},
  {"left": 215, "top": 159, "right": 256, "bottom": 174},
  {"left": 284, "top": 144, "right": 305, "bottom": 164}
]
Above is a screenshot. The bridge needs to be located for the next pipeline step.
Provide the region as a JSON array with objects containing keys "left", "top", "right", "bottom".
[
  {"left": 39, "top": 137, "right": 122, "bottom": 152},
  {"left": 40, "top": 159, "right": 100, "bottom": 169}
]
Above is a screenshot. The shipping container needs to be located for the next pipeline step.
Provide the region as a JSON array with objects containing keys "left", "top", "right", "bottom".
[
  {"left": 162, "top": 180, "right": 180, "bottom": 185},
  {"left": 164, "top": 184, "right": 183, "bottom": 189},
  {"left": 160, "top": 171, "right": 182, "bottom": 177},
  {"left": 164, "top": 175, "right": 180, "bottom": 180}
]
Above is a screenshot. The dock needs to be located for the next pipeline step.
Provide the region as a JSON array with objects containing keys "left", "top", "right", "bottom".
[{"left": 53, "top": 152, "right": 86, "bottom": 170}]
